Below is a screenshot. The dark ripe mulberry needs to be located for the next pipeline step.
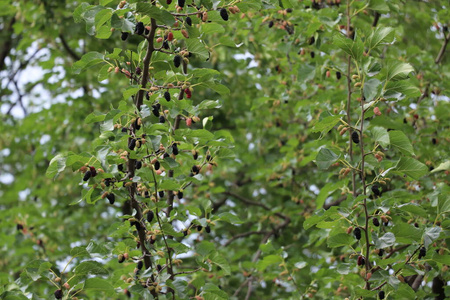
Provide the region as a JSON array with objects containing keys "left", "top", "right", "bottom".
[
  {"left": 178, "top": 0, "right": 185, "bottom": 7},
  {"left": 336, "top": 71, "right": 341, "bottom": 80},
  {"left": 372, "top": 218, "right": 380, "bottom": 227},
  {"left": 145, "top": 27, "right": 150, "bottom": 35},
  {"left": 163, "top": 41, "right": 169, "bottom": 49},
  {"left": 192, "top": 165, "right": 199, "bottom": 174},
  {"left": 135, "top": 22, "right": 145, "bottom": 35},
  {"left": 418, "top": 247, "right": 426, "bottom": 259},
  {"left": 268, "top": 21, "right": 274, "bottom": 28},
  {"left": 147, "top": 211, "right": 154, "bottom": 223},
  {"left": 206, "top": 154, "right": 212, "bottom": 161},
  {"left": 135, "top": 67, "right": 142, "bottom": 75},
  {"left": 186, "top": 16, "right": 192, "bottom": 26},
  {"left": 83, "top": 170, "right": 92, "bottom": 181},
  {"left": 137, "top": 260, "right": 143, "bottom": 270},
  {"left": 154, "top": 160, "right": 160, "bottom": 170},
  {"left": 308, "top": 36, "right": 315, "bottom": 45},
  {"left": 357, "top": 255, "right": 365, "bottom": 266},
  {"left": 152, "top": 106, "right": 159, "bottom": 117},
  {"left": 89, "top": 166, "right": 97, "bottom": 177},
  {"left": 159, "top": 115, "right": 165, "bottom": 123},
  {"left": 158, "top": 190, "right": 164, "bottom": 198},
  {"left": 129, "top": 138, "right": 137, "bottom": 150},
  {"left": 164, "top": 91, "right": 171, "bottom": 102},
  {"left": 432, "top": 138, "right": 437, "bottom": 145},
  {"left": 167, "top": 0, "right": 172, "bottom": 4},
  {"left": 353, "top": 227, "right": 361, "bottom": 240},
  {"left": 106, "top": 193, "right": 115, "bottom": 205},
  {"left": 146, "top": 92, "right": 150, "bottom": 100},
  {"left": 144, "top": 191, "right": 150, "bottom": 198},
  {"left": 172, "top": 143, "right": 179, "bottom": 155},
  {"left": 378, "top": 248, "right": 384, "bottom": 257},
  {"left": 121, "top": 32, "right": 129, "bottom": 41},
  {"left": 184, "top": 88, "right": 192, "bottom": 99},
  {"left": 177, "top": 191, "right": 183, "bottom": 199},
  {"left": 197, "top": 225, "right": 203, "bottom": 231},
  {"left": 54, "top": 289, "right": 63, "bottom": 299},
  {"left": 205, "top": 225, "right": 211, "bottom": 233},
  {"left": 121, "top": 127, "right": 128, "bottom": 133},
  {"left": 286, "top": 8, "right": 293, "bottom": 13},
  {"left": 118, "top": 164, "right": 124, "bottom": 172},
  {"left": 135, "top": 160, "right": 142, "bottom": 169},
  {"left": 125, "top": 289, "right": 131, "bottom": 298},
  {"left": 157, "top": 264, "right": 162, "bottom": 272},
  {"left": 372, "top": 185, "right": 381, "bottom": 196},
  {"left": 183, "top": 229, "right": 188, "bottom": 236},
  {"left": 17, "top": 224, "right": 23, "bottom": 231},
  {"left": 163, "top": 153, "right": 170, "bottom": 158},
  {"left": 173, "top": 55, "right": 182, "bottom": 68},
  {"left": 378, "top": 290, "right": 385, "bottom": 299},
  {"left": 220, "top": 8, "right": 229, "bottom": 21},
  {"left": 352, "top": 131, "right": 360, "bottom": 144},
  {"left": 118, "top": 254, "right": 125, "bottom": 263},
  {"left": 193, "top": 151, "right": 198, "bottom": 160},
  {"left": 134, "top": 118, "right": 141, "bottom": 130},
  {"left": 310, "top": 51, "right": 315, "bottom": 58}
]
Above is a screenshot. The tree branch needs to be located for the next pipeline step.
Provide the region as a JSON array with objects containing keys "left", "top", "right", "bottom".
[
  {"left": 435, "top": 32, "right": 450, "bottom": 64},
  {"left": 58, "top": 34, "right": 80, "bottom": 61}
]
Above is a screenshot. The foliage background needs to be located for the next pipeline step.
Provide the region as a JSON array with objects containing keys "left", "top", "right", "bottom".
[{"left": 0, "top": 0, "right": 449, "bottom": 299}]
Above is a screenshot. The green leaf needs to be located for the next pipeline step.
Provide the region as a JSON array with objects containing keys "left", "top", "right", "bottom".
[
  {"left": 394, "top": 157, "right": 428, "bottom": 180},
  {"left": 83, "top": 278, "right": 114, "bottom": 295},
  {"left": 311, "top": 115, "right": 341, "bottom": 139},
  {"left": 196, "top": 241, "right": 215, "bottom": 257},
  {"left": 373, "top": 232, "right": 396, "bottom": 248},
  {"left": 327, "top": 233, "right": 354, "bottom": 248},
  {"left": 256, "top": 254, "right": 282, "bottom": 271},
  {"left": 26, "top": 260, "right": 52, "bottom": 281},
  {"left": 385, "top": 60, "right": 414, "bottom": 81},
  {"left": 315, "top": 148, "right": 340, "bottom": 170},
  {"left": 391, "top": 223, "right": 421, "bottom": 244},
  {"left": 74, "top": 261, "right": 109, "bottom": 276},
  {"left": 135, "top": 3, "right": 175, "bottom": 26},
  {"left": 316, "top": 181, "right": 342, "bottom": 209},
  {"left": 185, "top": 39, "right": 210, "bottom": 61},
  {"left": 371, "top": 126, "right": 390, "bottom": 147},
  {"left": 423, "top": 227, "right": 442, "bottom": 248},
  {"left": 430, "top": 160, "right": 450, "bottom": 173},
  {"left": 159, "top": 179, "right": 181, "bottom": 191},
  {"left": 85, "top": 111, "right": 105, "bottom": 124},
  {"left": 46, "top": 154, "right": 66, "bottom": 179},
  {"left": 389, "top": 130, "right": 414, "bottom": 155},
  {"left": 384, "top": 81, "right": 421, "bottom": 100},
  {"left": 218, "top": 212, "right": 243, "bottom": 224},
  {"left": 72, "top": 52, "right": 104, "bottom": 74},
  {"left": 209, "top": 252, "right": 231, "bottom": 275},
  {"left": 334, "top": 33, "right": 364, "bottom": 62},
  {"left": 363, "top": 78, "right": 382, "bottom": 102},
  {"left": 366, "top": 27, "right": 395, "bottom": 51},
  {"left": 368, "top": 0, "right": 390, "bottom": 13}
]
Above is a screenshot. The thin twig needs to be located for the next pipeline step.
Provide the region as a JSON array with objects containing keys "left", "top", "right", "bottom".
[{"left": 435, "top": 32, "right": 450, "bottom": 64}]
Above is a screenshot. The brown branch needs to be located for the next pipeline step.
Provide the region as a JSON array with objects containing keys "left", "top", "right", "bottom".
[
  {"left": 0, "top": 16, "right": 16, "bottom": 71},
  {"left": 224, "top": 230, "right": 269, "bottom": 247},
  {"left": 323, "top": 195, "right": 347, "bottom": 210},
  {"left": 58, "top": 34, "right": 80, "bottom": 61},
  {"left": 371, "top": 245, "right": 422, "bottom": 291},
  {"left": 435, "top": 32, "right": 450, "bottom": 64}
]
